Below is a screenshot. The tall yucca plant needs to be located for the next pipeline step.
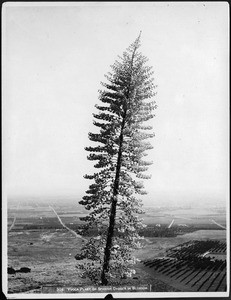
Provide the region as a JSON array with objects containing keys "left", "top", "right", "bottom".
[{"left": 77, "top": 33, "right": 157, "bottom": 285}]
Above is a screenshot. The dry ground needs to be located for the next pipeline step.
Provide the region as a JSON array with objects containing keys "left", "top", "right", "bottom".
[{"left": 7, "top": 229, "right": 179, "bottom": 294}]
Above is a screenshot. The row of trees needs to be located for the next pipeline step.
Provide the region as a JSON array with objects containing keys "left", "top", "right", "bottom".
[
  {"left": 167, "top": 240, "right": 226, "bottom": 258},
  {"left": 143, "top": 256, "right": 226, "bottom": 291}
]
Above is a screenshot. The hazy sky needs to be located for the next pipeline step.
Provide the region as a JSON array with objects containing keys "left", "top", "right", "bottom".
[{"left": 3, "top": 2, "right": 229, "bottom": 205}]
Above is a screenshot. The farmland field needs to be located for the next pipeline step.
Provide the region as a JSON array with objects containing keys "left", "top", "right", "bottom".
[
  {"left": 7, "top": 198, "right": 227, "bottom": 294},
  {"left": 140, "top": 240, "right": 226, "bottom": 292}
]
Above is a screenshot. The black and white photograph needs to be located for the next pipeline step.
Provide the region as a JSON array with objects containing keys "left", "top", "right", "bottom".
[{"left": 2, "top": 2, "right": 229, "bottom": 298}]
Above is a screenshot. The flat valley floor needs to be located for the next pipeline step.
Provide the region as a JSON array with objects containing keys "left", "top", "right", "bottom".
[{"left": 6, "top": 200, "right": 227, "bottom": 294}]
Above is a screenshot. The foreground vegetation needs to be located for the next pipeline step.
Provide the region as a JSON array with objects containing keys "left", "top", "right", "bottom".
[{"left": 7, "top": 229, "right": 179, "bottom": 293}]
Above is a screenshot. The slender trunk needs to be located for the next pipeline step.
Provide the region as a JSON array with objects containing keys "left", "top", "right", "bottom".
[
  {"left": 101, "top": 40, "right": 139, "bottom": 285},
  {"left": 101, "top": 116, "right": 125, "bottom": 285}
]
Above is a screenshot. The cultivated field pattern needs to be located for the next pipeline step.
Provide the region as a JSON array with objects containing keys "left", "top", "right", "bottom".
[
  {"left": 7, "top": 198, "right": 227, "bottom": 294},
  {"left": 142, "top": 240, "right": 226, "bottom": 292}
]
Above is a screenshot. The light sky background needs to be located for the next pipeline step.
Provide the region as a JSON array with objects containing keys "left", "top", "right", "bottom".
[{"left": 3, "top": 2, "right": 229, "bottom": 206}]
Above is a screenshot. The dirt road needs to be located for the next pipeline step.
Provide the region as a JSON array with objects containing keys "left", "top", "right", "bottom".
[
  {"left": 8, "top": 216, "right": 16, "bottom": 232},
  {"left": 49, "top": 205, "right": 87, "bottom": 241},
  {"left": 211, "top": 219, "right": 226, "bottom": 230},
  {"left": 8, "top": 203, "right": 19, "bottom": 232},
  {"left": 168, "top": 219, "right": 174, "bottom": 229}
]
